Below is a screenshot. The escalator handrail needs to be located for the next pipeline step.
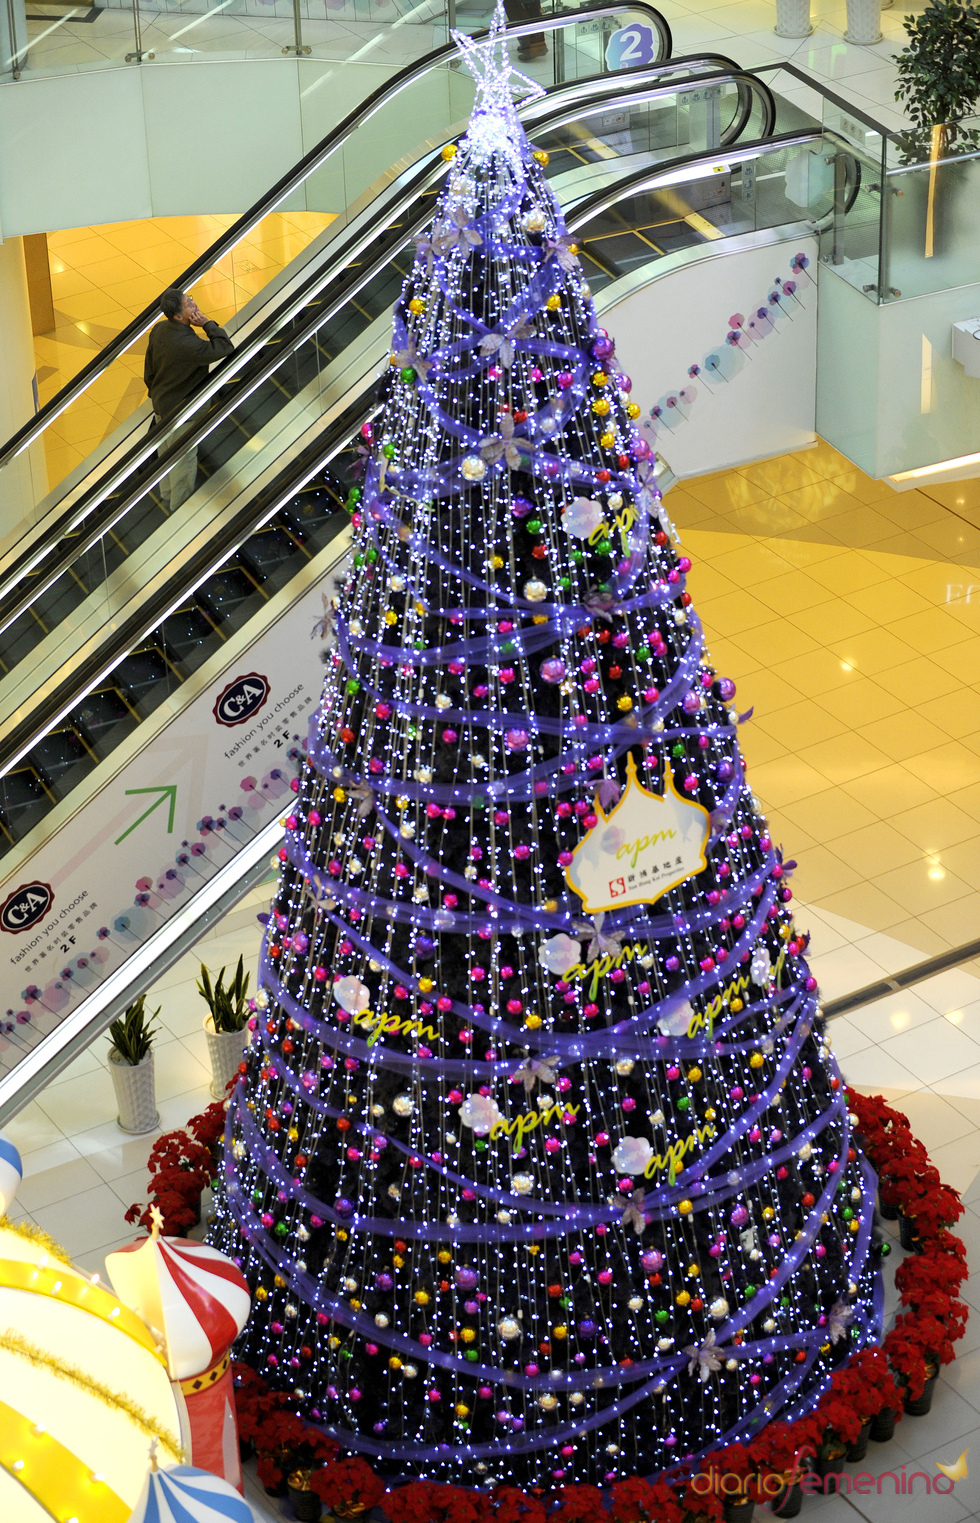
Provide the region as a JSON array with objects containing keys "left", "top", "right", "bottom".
[
  {"left": 0, "top": 64, "right": 771, "bottom": 639},
  {"left": 0, "top": 101, "right": 792, "bottom": 782},
  {"left": 0, "top": 1, "right": 673, "bottom": 476},
  {"left": 0, "top": 398, "right": 374, "bottom": 798},
  {"left": 523, "top": 68, "right": 775, "bottom": 147},
  {"left": 566, "top": 127, "right": 823, "bottom": 231}
]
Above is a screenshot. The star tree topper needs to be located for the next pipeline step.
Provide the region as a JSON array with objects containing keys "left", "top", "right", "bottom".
[{"left": 452, "top": 0, "right": 546, "bottom": 163}]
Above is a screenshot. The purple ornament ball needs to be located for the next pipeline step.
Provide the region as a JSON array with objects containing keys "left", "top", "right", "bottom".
[{"left": 540, "top": 657, "right": 566, "bottom": 684}]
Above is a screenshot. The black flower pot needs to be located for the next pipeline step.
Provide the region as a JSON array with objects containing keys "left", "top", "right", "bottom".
[
  {"left": 238, "top": 1438, "right": 254, "bottom": 1462},
  {"left": 904, "top": 1371, "right": 940, "bottom": 1417},
  {"left": 878, "top": 1196, "right": 899, "bottom": 1221},
  {"left": 899, "top": 1212, "right": 921, "bottom": 1252},
  {"left": 871, "top": 1408, "right": 897, "bottom": 1441},
  {"left": 816, "top": 1448, "right": 847, "bottom": 1477},
  {"left": 847, "top": 1420, "right": 872, "bottom": 1461},
  {"left": 771, "top": 1482, "right": 803, "bottom": 1517},
  {"left": 722, "top": 1499, "right": 755, "bottom": 1522},
  {"left": 287, "top": 1486, "right": 323, "bottom": 1521}
]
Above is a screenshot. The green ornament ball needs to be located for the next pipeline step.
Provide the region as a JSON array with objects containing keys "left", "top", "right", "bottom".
[{"left": 400, "top": 366, "right": 416, "bottom": 383}]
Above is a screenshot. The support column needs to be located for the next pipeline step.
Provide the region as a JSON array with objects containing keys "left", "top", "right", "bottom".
[
  {"left": 0, "top": 0, "right": 27, "bottom": 79},
  {"left": 0, "top": 236, "right": 48, "bottom": 544}
]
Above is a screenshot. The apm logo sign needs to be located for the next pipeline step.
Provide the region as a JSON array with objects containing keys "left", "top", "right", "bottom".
[
  {"left": 212, "top": 673, "right": 271, "bottom": 728},
  {"left": 0, "top": 881, "right": 54, "bottom": 934}
]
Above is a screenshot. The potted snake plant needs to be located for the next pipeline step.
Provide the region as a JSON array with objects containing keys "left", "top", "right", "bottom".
[
  {"left": 199, "top": 955, "right": 251, "bottom": 1098},
  {"left": 107, "top": 995, "right": 160, "bottom": 1134}
]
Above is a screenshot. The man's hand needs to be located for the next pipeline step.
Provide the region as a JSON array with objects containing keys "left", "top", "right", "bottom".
[{"left": 186, "top": 301, "right": 208, "bottom": 327}]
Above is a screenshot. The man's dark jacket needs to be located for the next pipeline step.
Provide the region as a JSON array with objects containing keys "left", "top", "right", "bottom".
[{"left": 144, "top": 317, "right": 234, "bottom": 423}]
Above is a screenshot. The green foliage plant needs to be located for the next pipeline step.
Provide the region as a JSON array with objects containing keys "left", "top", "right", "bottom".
[
  {"left": 894, "top": 0, "right": 980, "bottom": 161},
  {"left": 108, "top": 994, "right": 160, "bottom": 1066},
  {"left": 198, "top": 955, "right": 251, "bottom": 1034}
]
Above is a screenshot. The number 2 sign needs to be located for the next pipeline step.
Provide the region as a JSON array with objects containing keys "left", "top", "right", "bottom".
[{"left": 604, "top": 21, "right": 657, "bottom": 70}]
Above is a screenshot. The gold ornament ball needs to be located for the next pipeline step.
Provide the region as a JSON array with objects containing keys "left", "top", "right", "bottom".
[
  {"left": 461, "top": 1327, "right": 476, "bottom": 1343},
  {"left": 408, "top": 297, "right": 425, "bottom": 315},
  {"left": 617, "top": 695, "right": 633, "bottom": 711},
  {"left": 600, "top": 432, "right": 615, "bottom": 449},
  {"left": 749, "top": 1051, "right": 765, "bottom": 1069},
  {"left": 627, "top": 401, "right": 641, "bottom": 418},
  {"left": 545, "top": 294, "right": 561, "bottom": 311},
  {"left": 414, "top": 1290, "right": 430, "bottom": 1305},
  {"left": 461, "top": 455, "right": 487, "bottom": 481},
  {"left": 678, "top": 1199, "right": 693, "bottom": 1215},
  {"left": 592, "top": 398, "right": 610, "bottom": 416},
  {"left": 592, "top": 371, "right": 608, "bottom": 386},
  {"left": 533, "top": 149, "right": 550, "bottom": 166},
  {"left": 438, "top": 1250, "right": 452, "bottom": 1264},
  {"left": 441, "top": 143, "right": 457, "bottom": 160},
  {"left": 456, "top": 1404, "right": 471, "bottom": 1418}
]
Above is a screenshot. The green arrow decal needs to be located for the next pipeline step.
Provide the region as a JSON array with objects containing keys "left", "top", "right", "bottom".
[{"left": 114, "top": 785, "right": 178, "bottom": 845}]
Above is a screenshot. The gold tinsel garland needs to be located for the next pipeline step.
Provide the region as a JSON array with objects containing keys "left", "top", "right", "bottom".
[
  {"left": 2, "top": 1215, "right": 75, "bottom": 1266},
  {"left": 0, "top": 1330, "right": 184, "bottom": 1461}
]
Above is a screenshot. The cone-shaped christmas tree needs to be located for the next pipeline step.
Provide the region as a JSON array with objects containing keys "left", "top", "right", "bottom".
[{"left": 211, "top": 8, "right": 879, "bottom": 1487}]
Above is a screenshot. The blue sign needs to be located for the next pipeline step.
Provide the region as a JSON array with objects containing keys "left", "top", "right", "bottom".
[
  {"left": 605, "top": 22, "right": 658, "bottom": 70},
  {"left": 213, "top": 672, "right": 271, "bottom": 728}
]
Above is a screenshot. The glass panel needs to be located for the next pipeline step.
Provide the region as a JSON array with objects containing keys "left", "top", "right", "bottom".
[
  {"left": 0, "top": 5, "right": 668, "bottom": 526},
  {"left": 0, "top": 478, "right": 350, "bottom": 865},
  {"left": 570, "top": 136, "right": 852, "bottom": 295},
  {"left": 882, "top": 147, "right": 980, "bottom": 302}
]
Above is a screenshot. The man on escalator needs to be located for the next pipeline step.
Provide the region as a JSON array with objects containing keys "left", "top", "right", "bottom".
[{"left": 144, "top": 287, "right": 234, "bottom": 511}]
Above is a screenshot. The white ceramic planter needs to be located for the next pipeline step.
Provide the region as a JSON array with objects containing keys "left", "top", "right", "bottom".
[
  {"left": 845, "top": 0, "right": 882, "bottom": 43},
  {"left": 774, "top": 0, "right": 813, "bottom": 38},
  {"left": 204, "top": 1017, "right": 249, "bottom": 1099},
  {"left": 109, "top": 1049, "right": 159, "bottom": 1134}
]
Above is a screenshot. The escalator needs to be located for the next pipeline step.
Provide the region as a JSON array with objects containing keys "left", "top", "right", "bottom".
[{"left": 0, "top": 10, "right": 874, "bottom": 1122}]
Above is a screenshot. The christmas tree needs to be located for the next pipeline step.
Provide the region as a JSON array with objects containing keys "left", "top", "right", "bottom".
[{"left": 211, "top": 8, "right": 879, "bottom": 1488}]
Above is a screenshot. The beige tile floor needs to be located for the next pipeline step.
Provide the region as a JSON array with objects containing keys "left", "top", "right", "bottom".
[
  {"left": 35, "top": 210, "right": 335, "bottom": 487},
  {"left": 675, "top": 444, "right": 980, "bottom": 964}
]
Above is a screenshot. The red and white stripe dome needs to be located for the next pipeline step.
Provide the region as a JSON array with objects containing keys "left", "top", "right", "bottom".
[{"left": 107, "top": 1235, "right": 251, "bottom": 1381}]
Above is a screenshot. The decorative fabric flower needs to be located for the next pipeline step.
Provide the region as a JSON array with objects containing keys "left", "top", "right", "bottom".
[
  {"left": 432, "top": 203, "right": 484, "bottom": 257},
  {"left": 539, "top": 933, "right": 582, "bottom": 976},
  {"left": 333, "top": 976, "right": 370, "bottom": 1014},
  {"left": 611, "top": 1136, "right": 653, "bottom": 1175},
  {"left": 750, "top": 947, "right": 772, "bottom": 988},
  {"left": 684, "top": 1330, "right": 723, "bottom": 1382},
  {"left": 562, "top": 496, "right": 604, "bottom": 539},
  {"left": 620, "top": 1187, "right": 648, "bottom": 1236},
  {"left": 510, "top": 1055, "right": 559, "bottom": 1094},
  {"left": 392, "top": 332, "right": 433, "bottom": 381},
  {"left": 657, "top": 1003, "right": 695, "bottom": 1038},
  {"left": 543, "top": 233, "right": 580, "bottom": 271},
  {"left": 583, "top": 588, "right": 618, "bottom": 623},
  {"left": 827, "top": 1298, "right": 854, "bottom": 1344},
  {"left": 480, "top": 412, "right": 527, "bottom": 470},
  {"left": 479, "top": 320, "right": 532, "bottom": 369},
  {"left": 585, "top": 912, "right": 624, "bottom": 963},
  {"left": 459, "top": 1093, "right": 502, "bottom": 1134},
  {"left": 311, "top": 593, "right": 338, "bottom": 642},
  {"left": 596, "top": 776, "right": 621, "bottom": 811}
]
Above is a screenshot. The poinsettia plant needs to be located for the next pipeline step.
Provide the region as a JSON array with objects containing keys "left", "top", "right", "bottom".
[{"left": 311, "top": 1456, "right": 386, "bottom": 1509}]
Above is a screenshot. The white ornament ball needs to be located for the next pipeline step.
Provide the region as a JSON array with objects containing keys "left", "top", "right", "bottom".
[
  {"left": 498, "top": 1317, "right": 521, "bottom": 1340},
  {"left": 462, "top": 455, "right": 487, "bottom": 482},
  {"left": 0, "top": 1135, "right": 23, "bottom": 1214},
  {"left": 523, "top": 580, "right": 548, "bottom": 603},
  {"left": 510, "top": 1173, "right": 534, "bottom": 1195},
  {"left": 523, "top": 208, "right": 547, "bottom": 233},
  {"left": 392, "top": 1095, "right": 414, "bottom": 1117}
]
